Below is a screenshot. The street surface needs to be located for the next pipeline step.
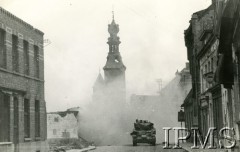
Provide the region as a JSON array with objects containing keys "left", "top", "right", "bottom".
[{"left": 91, "top": 144, "right": 187, "bottom": 152}]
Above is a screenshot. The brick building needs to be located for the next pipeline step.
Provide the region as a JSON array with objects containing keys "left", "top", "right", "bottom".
[{"left": 0, "top": 7, "right": 48, "bottom": 152}]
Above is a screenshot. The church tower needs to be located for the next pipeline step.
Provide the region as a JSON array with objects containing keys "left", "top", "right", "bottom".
[
  {"left": 93, "top": 13, "right": 126, "bottom": 104},
  {"left": 103, "top": 14, "right": 126, "bottom": 84},
  {"left": 103, "top": 13, "right": 126, "bottom": 103}
]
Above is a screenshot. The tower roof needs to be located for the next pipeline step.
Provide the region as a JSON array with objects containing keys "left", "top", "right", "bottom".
[
  {"left": 103, "top": 60, "right": 126, "bottom": 70},
  {"left": 108, "top": 15, "right": 119, "bottom": 36},
  {"left": 104, "top": 13, "right": 126, "bottom": 71},
  {"left": 93, "top": 73, "right": 104, "bottom": 88}
]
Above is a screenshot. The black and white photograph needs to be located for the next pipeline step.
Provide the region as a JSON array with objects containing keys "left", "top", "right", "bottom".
[{"left": 0, "top": 0, "right": 239, "bottom": 152}]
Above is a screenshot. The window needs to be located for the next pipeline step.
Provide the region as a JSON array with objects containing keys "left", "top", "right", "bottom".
[
  {"left": 204, "top": 64, "right": 207, "bottom": 74},
  {"left": 62, "top": 130, "right": 70, "bottom": 138},
  {"left": 34, "top": 45, "right": 40, "bottom": 78},
  {"left": 13, "top": 97, "right": 19, "bottom": 143},
  {"left": 53, "top": 129, "right": 57, "bottom": 135},
  {"left": 201, "top": 69, "right": 203, "bottom": 92},
  {"left": 208, "top": 61, "right": 211, "bottom": 73},
  {"left": 54, "top": 117, "right": 59, "bottom": 122},
  {"left": 211, "top": 58, "right": 214, "bottom": 71},
  {"left": 12, "top": 35, "right": 19, "bottom": 72},
  {"left": 0, "top": 29, "right": 6, "bottom": 68},
  {"left": 205, "top": 64, "right": 208, "bottom": 88},
  {"left": 213, "top": 96, "right": 223, "bottom": 135},
  {"left": 23, "top": 41, "right": 29, "bottom": 75},
  {"left": 35, "top": 100, "right": 40, "bottom": 137},
  {"left": 24, "top": 99, "right": 30, "bottom": 138}
]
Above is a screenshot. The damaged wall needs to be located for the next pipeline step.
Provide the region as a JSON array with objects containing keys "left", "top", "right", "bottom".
[{"left": 47, "top": 109, "right": 79, "bottom": 139}]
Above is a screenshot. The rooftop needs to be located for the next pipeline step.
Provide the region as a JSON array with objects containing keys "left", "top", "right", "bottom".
[{"left": 0, "top": 7, "right": 44, "bottom": 35}]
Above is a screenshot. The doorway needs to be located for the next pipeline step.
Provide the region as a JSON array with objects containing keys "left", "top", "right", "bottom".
[{"left": 0, "top": 92, "right": 10, "bottom": 142}]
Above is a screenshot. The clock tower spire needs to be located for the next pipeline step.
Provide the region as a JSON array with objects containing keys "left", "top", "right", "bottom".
[
  {"left": 102, "top": 14, "right": 126, "bottom": 103},
  {"left": 103, "top": 14, "right": 126, "bottom": 84}
]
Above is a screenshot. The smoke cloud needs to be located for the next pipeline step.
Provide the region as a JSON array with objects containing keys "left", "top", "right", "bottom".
[{"left": 78, "top": 71, "right": 191, "bottom": 146}]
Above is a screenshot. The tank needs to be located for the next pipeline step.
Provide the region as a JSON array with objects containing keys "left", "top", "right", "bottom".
[{"left": 130, "top": 119, "right": 156, "bottom": 146}]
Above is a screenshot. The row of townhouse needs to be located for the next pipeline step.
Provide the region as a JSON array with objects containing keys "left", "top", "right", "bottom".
[{"left": 181, "top": 0, "right": 240, "bottom": 150}]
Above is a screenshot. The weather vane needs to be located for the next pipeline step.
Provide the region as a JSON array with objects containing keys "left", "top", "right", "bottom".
[{"left": 112, "top": 5, "right": 115, "bottom": 20}]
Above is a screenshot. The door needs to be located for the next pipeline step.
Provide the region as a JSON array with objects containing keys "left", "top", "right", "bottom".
[{"left": 0, "top": 92, "right": 10, "bottom": 142}]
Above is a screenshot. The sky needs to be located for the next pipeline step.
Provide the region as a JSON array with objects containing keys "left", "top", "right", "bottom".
[{"left": 0, "top": 0, "right": 211, "bottom": 112}]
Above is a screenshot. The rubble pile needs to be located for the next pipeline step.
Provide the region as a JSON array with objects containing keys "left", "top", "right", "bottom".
[{"left": 48, "top": 137, "right": 92, "bottom": 152}]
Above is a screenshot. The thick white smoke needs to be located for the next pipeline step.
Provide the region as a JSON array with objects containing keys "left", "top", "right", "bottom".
[{"left": 78, "top": 72, "right": 191, "bottom": 146}]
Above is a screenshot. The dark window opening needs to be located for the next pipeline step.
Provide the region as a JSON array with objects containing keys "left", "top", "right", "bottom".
[
  {"left": 12, "top": 35, "right": 19, "bottom": 72},
  {"left": 62, "top": 130, "right": 70, "bottom": 138},
  {"left": 0, "top": 29, "right": 6, "bottom": 68},
  {"left": 0, "top": 93, "right": 10, "bottom": 142},
  {"left": 24, "top": 99, "right": 30, "bottom": 138},
  {"left": 211, "top": 58, "right": 214, "bottom": 71},
  {"left": 35, "top": 100, "right": 40, "bottom": 137},
  {"left": 34, "top": 45, "right": 40, "bottom": 78},
  {"left": 54, "top": 117, "right": 59, "bottom": 122},
  {"left": 23, "top": 41, "right": 29, "bottom": 75},
  {"left": 208, "top": 61, "right": 211, "bottom": 73},
  {"left": 13, "top": 96, "right": 19, "bottom": 144}
]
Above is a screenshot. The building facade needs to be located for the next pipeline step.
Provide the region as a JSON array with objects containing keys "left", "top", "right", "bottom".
[
  {"left": 196, "top": 6, "right": 223, "bottom": 138},
  {"left": 0, "top": 7, "right": 47, "bottom": 152},
  {"left": 216, "top": 0, "right": 240, "bottom": 149},
  {"left": 182, "top": 0, "right": 240, "bottom": 150}
]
